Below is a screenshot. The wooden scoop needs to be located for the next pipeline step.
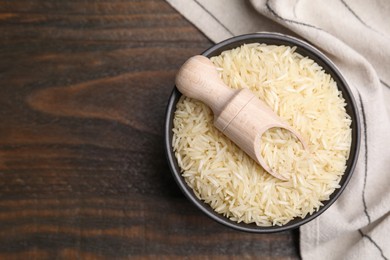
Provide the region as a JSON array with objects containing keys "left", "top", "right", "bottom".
[{"left": 175, "top": 55, "right": 307, "bottom": 180}]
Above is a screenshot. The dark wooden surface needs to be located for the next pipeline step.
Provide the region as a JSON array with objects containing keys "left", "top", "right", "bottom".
[{"left": 0, "top": 0, "right": 299, "bottom": 259}]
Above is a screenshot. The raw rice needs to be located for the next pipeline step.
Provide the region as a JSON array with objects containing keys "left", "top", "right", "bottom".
[{"left": 172, "top": 43, "right": 352, "bottom": 226}]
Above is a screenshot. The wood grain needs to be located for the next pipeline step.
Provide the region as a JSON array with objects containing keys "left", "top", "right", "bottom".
[{"left": 0, "top": 0, "right": 300, "bottom": 259}]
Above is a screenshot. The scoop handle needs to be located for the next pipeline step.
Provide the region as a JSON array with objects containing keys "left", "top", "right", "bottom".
[{"left": 175, "top": 55, "right": 236, "bottom": 115}]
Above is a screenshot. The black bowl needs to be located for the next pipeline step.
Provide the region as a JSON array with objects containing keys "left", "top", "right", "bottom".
[{"left": 164, "top": 33, "right": 360, "bottom": 233}]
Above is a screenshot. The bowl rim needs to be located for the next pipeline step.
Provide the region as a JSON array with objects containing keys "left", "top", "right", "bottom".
[{"left": 164, "top": 32, "right": 360, "bottom": 233}]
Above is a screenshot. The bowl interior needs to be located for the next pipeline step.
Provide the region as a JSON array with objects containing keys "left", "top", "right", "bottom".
[{"left": 165, "top": 33, "right": 360, "bottom": 233}]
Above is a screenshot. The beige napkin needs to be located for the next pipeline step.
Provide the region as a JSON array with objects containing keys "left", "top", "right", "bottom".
[{"left": 166, "top": 0, "right": 390, "bottom": 259}]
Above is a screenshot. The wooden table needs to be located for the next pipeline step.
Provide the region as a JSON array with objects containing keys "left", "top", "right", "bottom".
[{"left": 0, "top": 0, "right": 299, "bottom": 259}]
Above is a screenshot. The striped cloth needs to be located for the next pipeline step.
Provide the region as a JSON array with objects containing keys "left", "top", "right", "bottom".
[{"left": 166, "top": 0, "right": 390, "bottom": 259}]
